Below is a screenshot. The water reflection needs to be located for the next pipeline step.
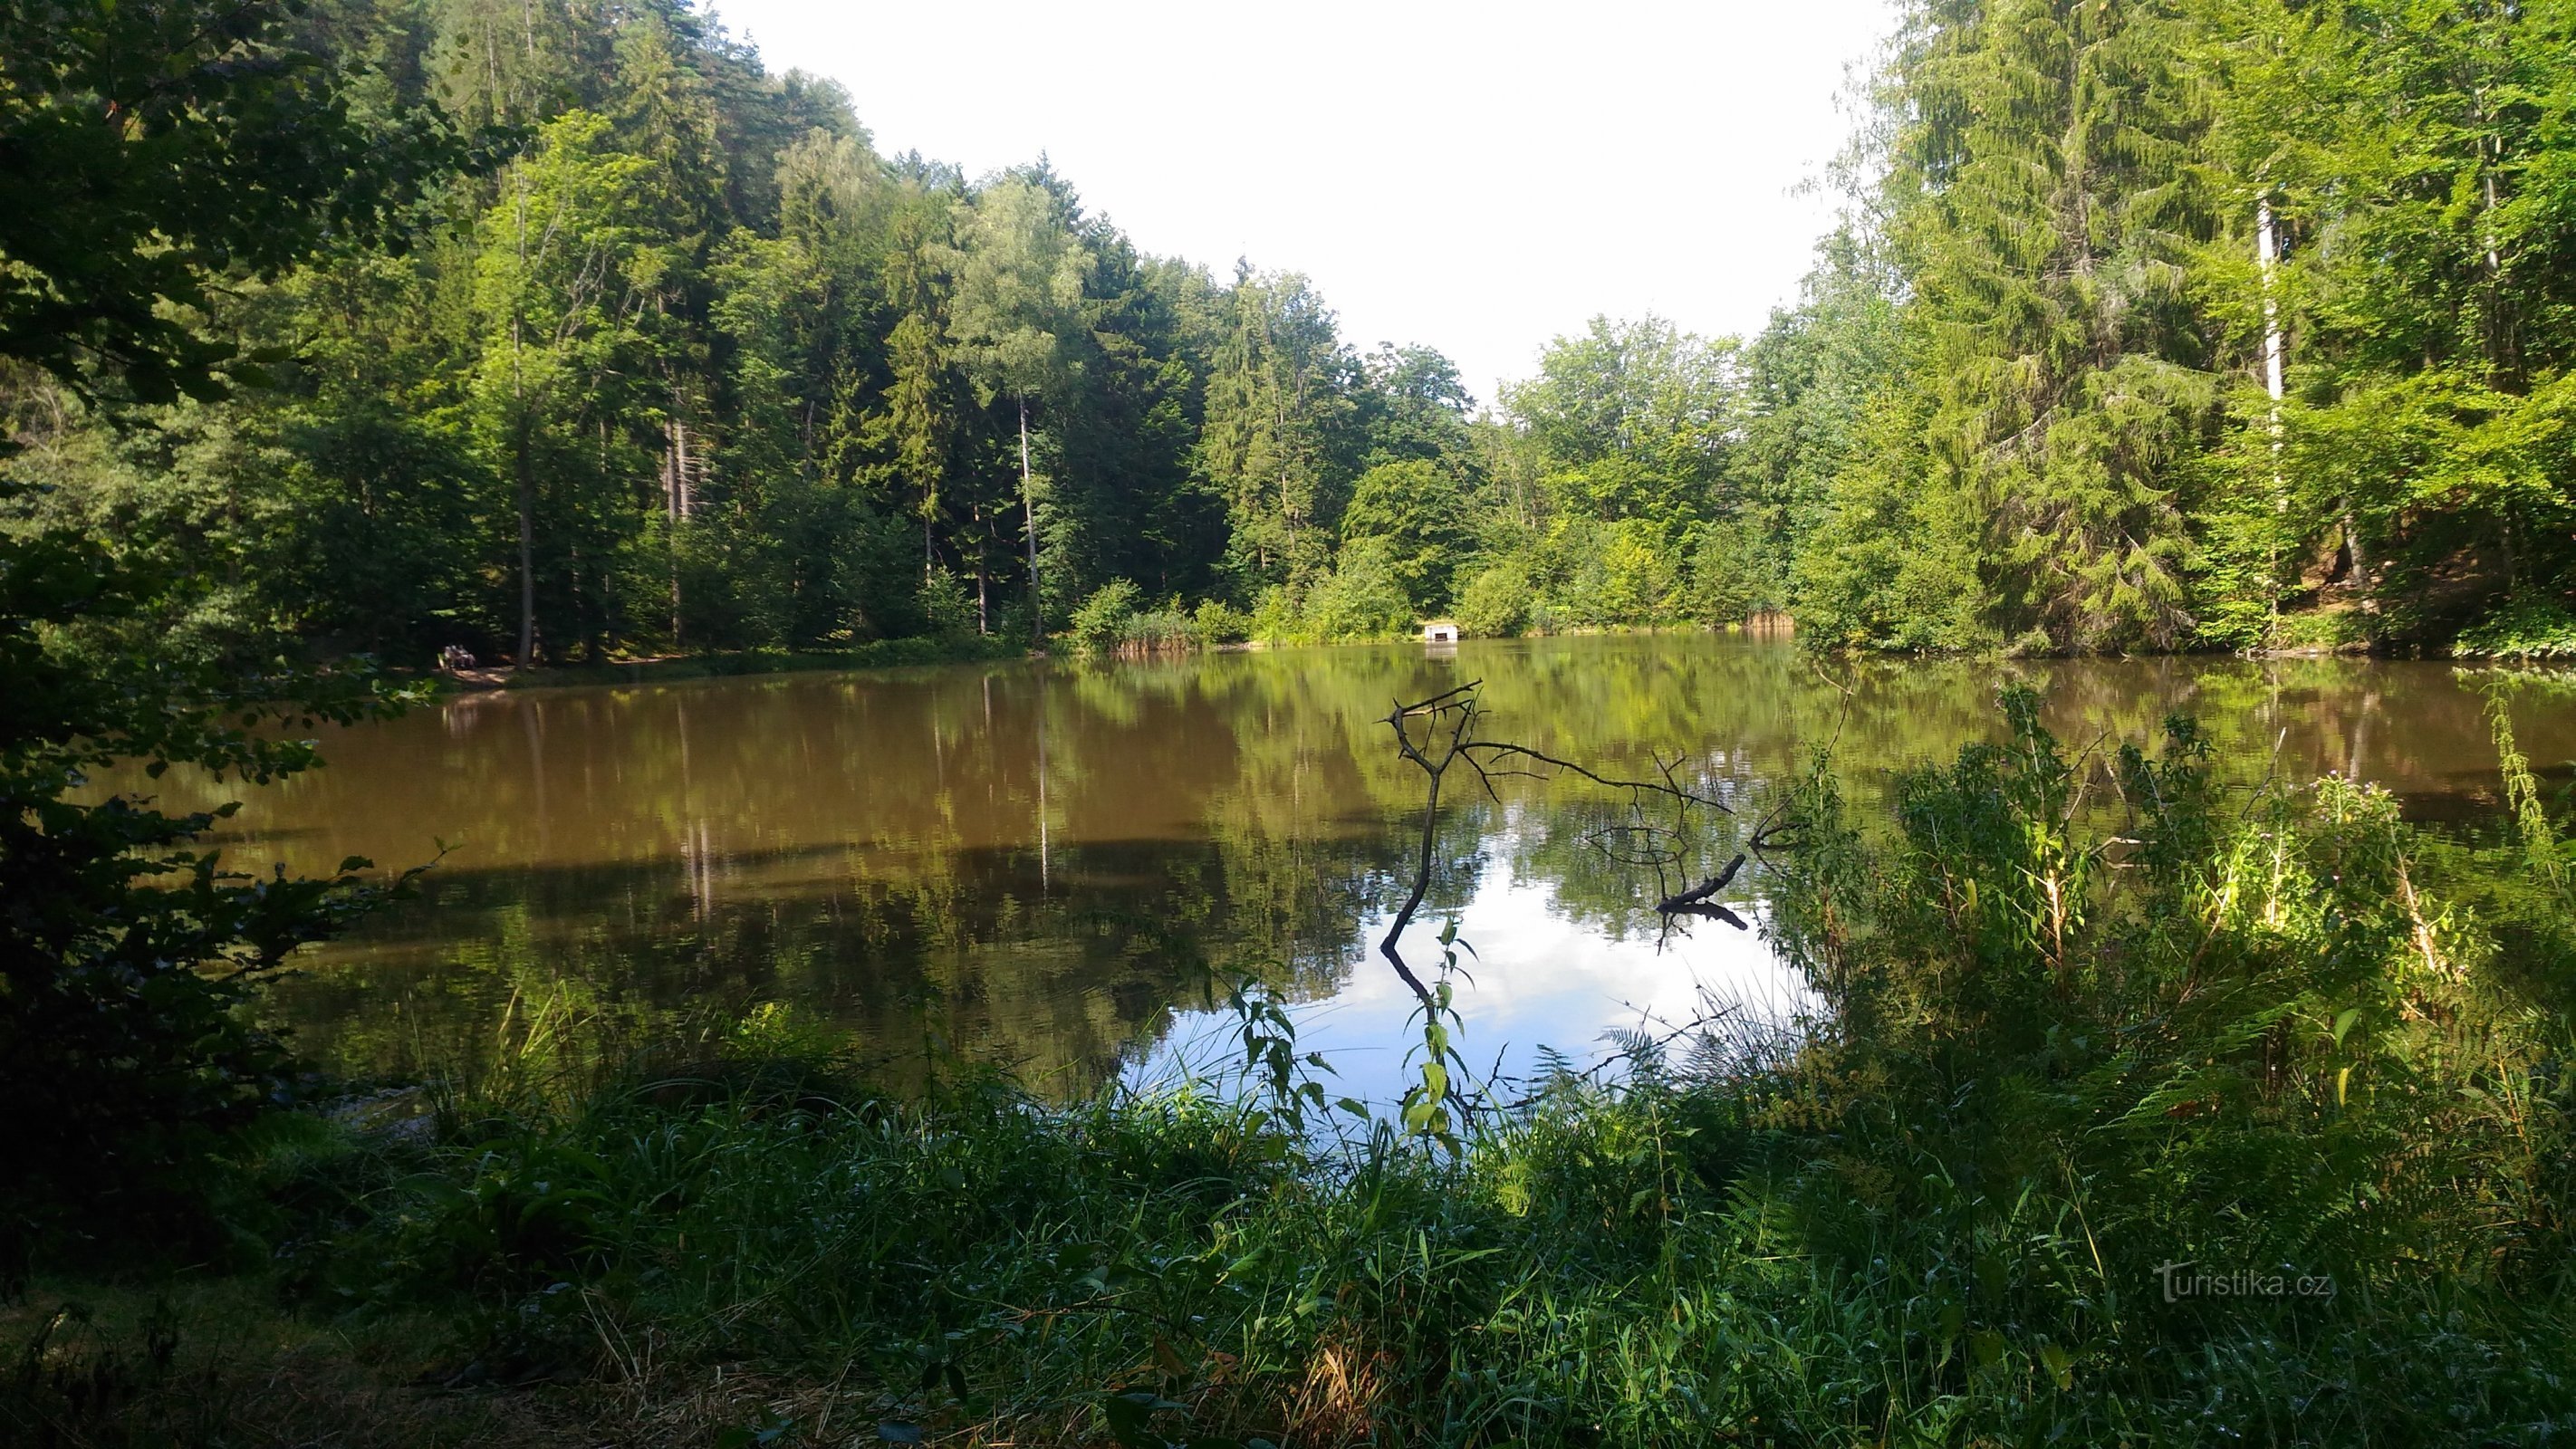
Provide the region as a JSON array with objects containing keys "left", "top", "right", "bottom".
[{"left": 112, "top": 638, "right": 2576, "bottom": 1096}]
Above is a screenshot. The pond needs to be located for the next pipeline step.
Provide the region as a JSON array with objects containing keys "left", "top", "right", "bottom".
[{"left": 140, "top": 635, "right": 2573, "bottom": 1105}]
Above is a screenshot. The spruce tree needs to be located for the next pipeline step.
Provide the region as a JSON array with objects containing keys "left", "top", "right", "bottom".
[{"left": 1891, "top": 0, "right": 2220, "bottom": 650}]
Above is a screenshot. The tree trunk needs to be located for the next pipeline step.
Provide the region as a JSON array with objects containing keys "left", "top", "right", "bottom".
[
  {"left": 1019, "top": 395, "right": 1042, "bottom": 645},
  {"left": 667, "top": 413, "right": 687, "bottom": 651},
  {"left": 2257, "top": 198, "right": 2285, "bottom": 415},
  {"left": 514, "top": 409, "right": 536, "bottom": 667},
  {"left": 511, "top": 163, "right": 537, "bottom": 667},
  {"left": 569, "top": 542, "right": 593, "bottom": 663},
  {"left": 2257, "top": 194, "right": 2287, "bottom": 626}
]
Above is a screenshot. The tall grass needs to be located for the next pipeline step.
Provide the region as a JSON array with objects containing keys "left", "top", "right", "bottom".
[{"left": 14, "top": 692, "right": 2574, "bottom": 1446}]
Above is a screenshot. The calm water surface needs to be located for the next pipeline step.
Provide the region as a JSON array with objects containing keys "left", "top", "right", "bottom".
[{"left": 140, "top": 636, "right": 2575, "bottom": 1102}]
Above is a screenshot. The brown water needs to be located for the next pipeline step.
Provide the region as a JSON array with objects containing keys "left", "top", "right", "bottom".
[{"left": 129, "top": 636, "right": 2575, "bottom": 1100}]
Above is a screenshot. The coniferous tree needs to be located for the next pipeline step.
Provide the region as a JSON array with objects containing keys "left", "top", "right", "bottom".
[
  {"left": 1197, "top": 267, "right": 1362, "bottom": 597},
  {"left": 1893, "top": 0, "right": 2219, "bottom": 651}
]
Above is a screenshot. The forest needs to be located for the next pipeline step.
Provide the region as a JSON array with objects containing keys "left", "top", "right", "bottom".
[{"left": 6, "top": 0, "right": 2573, "bottom": 667}]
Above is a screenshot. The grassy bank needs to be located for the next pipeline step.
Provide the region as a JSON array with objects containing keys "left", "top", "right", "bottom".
[{"left": 11, "top": 695, "right": 2575, "bottom": 1447}]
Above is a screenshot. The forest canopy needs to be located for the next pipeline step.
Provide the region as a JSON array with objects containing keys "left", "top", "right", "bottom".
[{"left": 4, "top": 0, "right": 2574, "bottom": 662}]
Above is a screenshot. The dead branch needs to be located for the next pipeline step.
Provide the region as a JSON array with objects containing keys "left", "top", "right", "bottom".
[
  {"left": 1370, "top": 677, "right": 1819, "bottom": 1128},
  {"left": 1379, "top": 679, "right": 1785, "bottom": 1012},
  {"left": 1377, "top": 681, "right": 1485, "bottom": 1010},
  {"left": 1455, "top": 741, "right": 1732, "bottom": 814},
  {"left": 1655, "top": 852, "right": 1745, "bottom": 913}
]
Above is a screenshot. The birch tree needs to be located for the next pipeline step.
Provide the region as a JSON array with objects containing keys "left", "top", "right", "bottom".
[{"left": 945, "top": 177, "right": 1091, "bottom": 642}]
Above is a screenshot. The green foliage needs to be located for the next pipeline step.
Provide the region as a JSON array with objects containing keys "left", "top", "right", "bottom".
[
  {"left": 1767, "top": 688, "right": 2575, "bottom": 1434},
  {"left": 0, "top": 508, "right": 423, "bottom": 1270},
  {"left": 1725, "top": 232, "right": 1902, "bottom": 617},
  {"left": 1199, "top": 269, "right": 1362, "bottom": 596},
  {"left": 0, "top": 0, "right": 455, "bottom": 1280},
  {"left": 2457, "top": 594, "right": 2576, "bottom": 659},
  {"left": 1504, "top": 316, "right": 1736, "bottom": 529},
  {"left": 1454, "top": 560, "right": 1532, "bottom": 638},
  {"left": 1790, "top": 389, "right": 2000, "bottom": 651},
  {"left": 1298, "top": 537, "right": 1415, "bottom": 641},
  {"left": 943, "top": 178, "right": 1091, "bottom": 411},
  {"left": 14, "top": 0, "right": 2576, "bottom": 670},
  {"left": 915, "top": 569, "right": 979, "bottom": 640},
  {"left": 1070, "top": 578, "right": 1143, "bottom": 654},
  {"left": 1695, "top": 0, "right": 2576, "bottom": 655},
  {"left": 1245, "top": 584, "right": 1299, "bottom": 644},
  {"left": 1340, "top": 458, "right": 1468, "bottom": 613},
  {"left": 1835, "top": 0, "right": 2218, "bottom": 652},
  {"left": 2185, "top": 0, "right": 2576, "bottom": 648},
  {"left": 4, "top": 1, "right": 1479, "bottom": 671},
  {"left": 1687, "top": 518, "right": 1767, "bottom": 624},
  {"left": 2269, "top": 604, "right": 2367, "bottom": 652},
  {"left": 0, "top": 0, "right": 466, "bottom": 403},
  {"left": 1189, "top": 598, "right": 1249, "bottom": 645}
]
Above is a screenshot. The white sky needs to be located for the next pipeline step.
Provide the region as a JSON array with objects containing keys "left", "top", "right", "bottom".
[{"left": 709, "top": 0, "right": 1898, "bottom": 405}]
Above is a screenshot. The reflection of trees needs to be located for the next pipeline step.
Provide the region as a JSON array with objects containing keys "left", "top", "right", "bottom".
[
  {"left": 109, "top": 639, "right": 2568, "bottom": 1091},
  {"left": 266, "top": 831, "right": 1394, "bottom": 1091}
]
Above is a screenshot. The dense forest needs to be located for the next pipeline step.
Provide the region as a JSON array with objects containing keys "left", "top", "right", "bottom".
[{"left": 5, "top": 0, "right": 2572, "bottom": 663}]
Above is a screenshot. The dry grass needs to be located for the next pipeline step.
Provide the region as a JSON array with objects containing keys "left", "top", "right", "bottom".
[{"left": 1283, "top": 1339, "right": 1389, "bottom": 1447}]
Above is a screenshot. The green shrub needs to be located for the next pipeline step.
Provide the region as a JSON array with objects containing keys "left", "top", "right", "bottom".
[
  {"left": 1246, "top": 584, "right": 1300, "bottom": 643},
  {"left": 1190, "top": 598, "right": 1249, "bottom": 644},
  {"left": 1068, "top": 579, "right": 1142, "bottom": 654},
  {"left": 0, "top": 513, "right": 420, "bottom": 1272},
  {"left": 1593, "top": 518, "right": 1687, "bottom": 622},
  {"left": 1769, "top": 688, "right": 2574, "bottom": 1387},
  {"left": 1120, "top": 601, "right": 1194, "bottom": 652},
  {"left": 1456, "top": 561, "right": 1532, "bottom": 638},
  {"left": 917, "top": 569, "right": 980, "bottom": 641},
  {"left": 2456, "top": 594, "right": 2576, "bottom": 659},
  {"left": 1303, "top": 538, "right": 1414, "bottom": 640},
  {"left": 1688, "top": 518, "right": 1770, "bottom": 624}
]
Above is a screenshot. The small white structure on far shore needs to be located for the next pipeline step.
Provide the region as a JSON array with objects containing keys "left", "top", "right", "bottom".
[{"left": 1422, "top": 619, "right": 1460, "bottom": 643}]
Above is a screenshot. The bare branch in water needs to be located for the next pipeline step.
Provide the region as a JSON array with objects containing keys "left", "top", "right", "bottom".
[
  {"left": 1376, "top": 680, "right": 1488, "bottom": 1009},
  {"left": 1379, "top": 680, "right": 1792, "bottom": 1006},
  {"left": 1368, "top": 678, "right": 1817, "bottom": 1128}
]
